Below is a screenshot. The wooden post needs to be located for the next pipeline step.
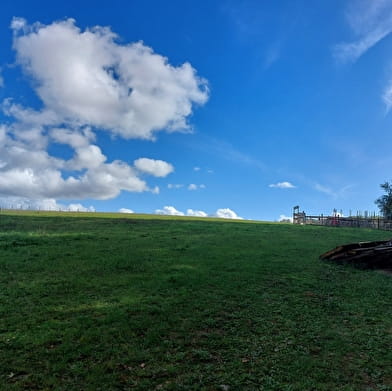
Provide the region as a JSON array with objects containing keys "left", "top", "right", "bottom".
[{"left": 293, "top": 206, "right": 300, "bottom": 224}]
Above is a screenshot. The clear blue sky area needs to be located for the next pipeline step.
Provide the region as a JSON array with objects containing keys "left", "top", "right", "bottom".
[{"left": 1, "top": 0, "right": 392, "bottom": 220}]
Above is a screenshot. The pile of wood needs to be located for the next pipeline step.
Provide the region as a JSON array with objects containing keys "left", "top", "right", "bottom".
[{"left": 320, "top": 239, "right": 392, "bottom": 270}]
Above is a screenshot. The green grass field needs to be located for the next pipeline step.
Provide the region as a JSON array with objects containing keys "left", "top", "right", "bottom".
[{"left": 0, "top": 211, "right": 391, "bottom": 390}]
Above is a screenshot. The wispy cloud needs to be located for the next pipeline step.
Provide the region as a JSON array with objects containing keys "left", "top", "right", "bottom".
[
  {"left": 314, "top": 183, "right": 354, "bottom": 200},
  {"left": 383, "top": 79, "right": 392, "bottom": 110},
  {"left": 191, "top": 135, "right": 267, "bottom": 171},
  {"left": 188, "top": 184, "right": 206, "bottom": 191},
  {"left": 334, "top": 28, "right": 392, "bottom": 63},
  {"left": 168, "top": 184, "right": 184, "bottom": 189},
  {"left": 334, "top": 0, "right": 392, "bottom": 63},
  {"left": 222, "top": 1, "right": 265, "bottom": 39},
  {"left": 314, "top": 183, "right": 336, "bottom": 197},
  {"left": 263, "top": 40, "right": 283, "bottom": 69}
]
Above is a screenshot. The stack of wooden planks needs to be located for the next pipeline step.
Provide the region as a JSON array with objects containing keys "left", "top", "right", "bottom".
[{"left": 320, "top": 239, "right": 392, "bottom": 270}]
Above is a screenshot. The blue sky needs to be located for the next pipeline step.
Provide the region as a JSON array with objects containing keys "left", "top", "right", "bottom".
[{"left": 1, "top": 0, "right": 392, "bottom": 221}]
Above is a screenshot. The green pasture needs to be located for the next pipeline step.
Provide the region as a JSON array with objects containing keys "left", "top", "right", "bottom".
[{"left": 0, "top": 211, "right": 391, "bottom": 390}]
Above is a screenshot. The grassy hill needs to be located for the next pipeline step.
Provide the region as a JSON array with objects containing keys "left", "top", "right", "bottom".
[{"left": 0, "top": 211, "right": 391, "bottom": 390}]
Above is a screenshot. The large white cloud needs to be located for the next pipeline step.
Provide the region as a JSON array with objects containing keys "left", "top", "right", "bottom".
[
  {"left": 10, "top": 17, "right": 209, "bottom": 139},
  {"left": 0, "top": 124, "right": 149, "bottom": 199},
  {"left": 0, "top": 18, "right": 208, "bottom": 203}
]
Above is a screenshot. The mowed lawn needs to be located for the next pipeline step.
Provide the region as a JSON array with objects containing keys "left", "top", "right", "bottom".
[{"left": 0, "top": 212, "right": 391, "bottom": 391}]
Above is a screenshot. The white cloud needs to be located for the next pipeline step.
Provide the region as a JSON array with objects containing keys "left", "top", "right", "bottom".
[
  {"left": 214, "top": 208, "right": 243, "bottom": 220},
  {"left": 155, "top": 205, "right": 184, "bottom": 216},
  {"left": 188, "top": 184, "right": 197, "bottom": 190},
  {"left": 154, "top": 205, "right": 242, "bottom": 219},
  {"left": 278, "top": 214, "right": 293, "bottom": 223},
  {"left": 193, "top": 166, "right": 200, "bottom": 171},
  {"left": 67, "top": 203, "right": 95, "bottom": 212},
  {"left": 134, "top": 158, "right": 174, "bottom": 177},
  {"left": 0, "top": 18, "right": 208, "bottom": 204},
  {"left": 188, "top": 183, "right": 206, "bottom": 190},
  {"left": 10, "top": 17, "right": 26, "bottom": 31},
  {"left": 0, "top": 125, "right": 149, "bottom": 199},
  {"left": 119, "top": 208, "right": 134, "bottom": 213},
  {"left": 67, "top": 145, "right": 107, "bottom": 170},
  {"left": 168, "top": 183, "right": 183, "bottom": 189},
  {"left": 50, "top": 127, "right": 95, "bottom": 148},
  {"left": 334, "top": 0, "right": 392, "bottom": 63},
  {"left": 269, "top": 181, "right": 295, "bottom": 189},
  {"left": 186, "top": 209, "right": 208, "bottom": 217},
  {"left": 151, "top": 186, "right": 160, "bottom": 194},
  {"left": 10, "top": 18, "right": 209, "bottom": 139}
]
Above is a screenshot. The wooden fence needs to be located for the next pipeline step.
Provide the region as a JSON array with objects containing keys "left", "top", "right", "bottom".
[{"left": 293, "top": 211, "right": 392, "bottom": 230}]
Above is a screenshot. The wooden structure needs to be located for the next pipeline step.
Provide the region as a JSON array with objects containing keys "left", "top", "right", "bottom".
[
  {"left": 292, "top": 206, "right": 392, "bottom": 231},
  {"left": 293, "top": 206, "right": 306, "bottom": 224},
  {"left": 320, "top": 239, "right": 392, "bottom": 270}
]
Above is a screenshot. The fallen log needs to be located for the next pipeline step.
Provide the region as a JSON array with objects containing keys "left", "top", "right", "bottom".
[{"left": 320, "top": 239, "right": 392, "bottom": 270}]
